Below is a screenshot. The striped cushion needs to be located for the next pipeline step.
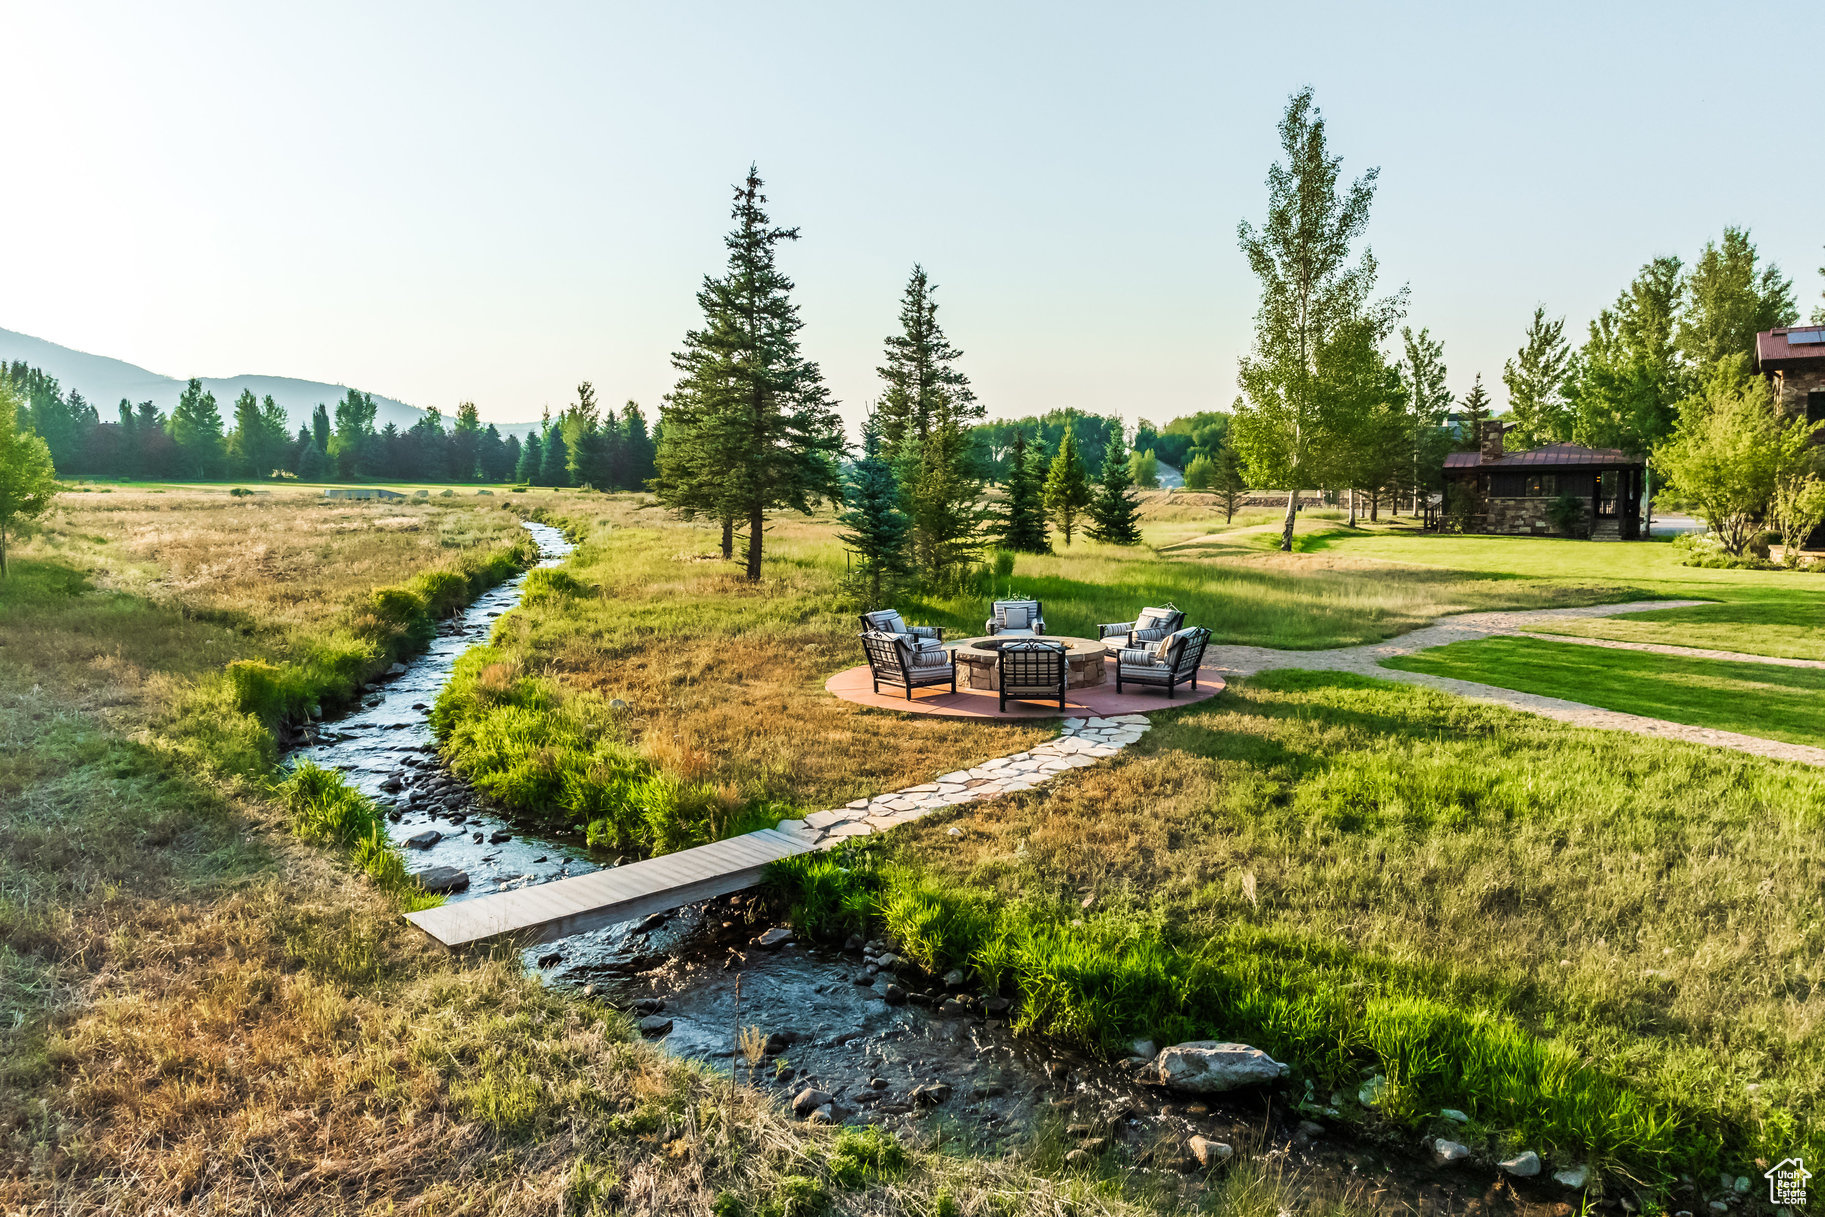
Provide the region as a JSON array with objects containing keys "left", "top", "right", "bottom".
[
  {"left": 909, "top": 625, "right": 940, "bottom": 639},
  {"left": 1119, "top": 665, "right": 1167, "bottom": 679},
  {"left": 1119, "top": 648, "right": 1157, "bottom": 666},
  {"left": 909, "top": 647, "right": 952, "bottom": 669},
  {"left": 1136, "top": 608, "right": 1174, "bottom": 630},
  {"left": 1132, "top": 626, "right": 1170, "bottom": 643}
]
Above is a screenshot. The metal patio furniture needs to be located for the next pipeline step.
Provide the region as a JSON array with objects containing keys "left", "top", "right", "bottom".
[
  {"left": 1098, "top": 605, "right": 1184, "bottom": 650},
  {"left": 859, "top": 630, "right": 956, "bottom": 700},
  {"left": 985, "top": 599, "right": 1045, "bottom": 637},
  {"left": 997, "top": 639, "right": 1067, "bottom": 712},
  {"left": 1114, "top": 627, "right": 1210, "bottom": 698}
]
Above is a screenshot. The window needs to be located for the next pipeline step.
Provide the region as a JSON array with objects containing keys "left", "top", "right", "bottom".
[
  {"left": 1488, "top": 472, "right": 1558, "bottom": 497},
  {"left": 1809, "top": 389, "right": 1825, "bottom": 425}
]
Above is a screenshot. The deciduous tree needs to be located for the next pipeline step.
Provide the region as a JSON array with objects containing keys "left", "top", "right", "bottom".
[
  {"left": 168, "top": 379, "right": 225, "bottom": 479},
  {"left": 0, "top": 380, "right": 57, "bottom": 575},
  {"left": 1678, "top": 227, "right": 1796, "bottom": 369}
]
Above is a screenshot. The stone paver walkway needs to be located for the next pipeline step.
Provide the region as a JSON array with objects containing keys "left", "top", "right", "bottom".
[
  {"left": 1202, "top": 600, "right": 1825, "bottom": 768},
  {"left": 773, "top": 715, "right": 1152, "bottom": 849}
]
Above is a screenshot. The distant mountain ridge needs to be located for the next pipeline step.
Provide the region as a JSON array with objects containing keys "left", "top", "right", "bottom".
[{"left": 0, "top": 326, "right": 540, "bottom": 438}]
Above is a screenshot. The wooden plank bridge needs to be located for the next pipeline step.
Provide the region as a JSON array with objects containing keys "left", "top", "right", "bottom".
[{"left": 404, "top": 827, "right": 813, "bottom": 949}]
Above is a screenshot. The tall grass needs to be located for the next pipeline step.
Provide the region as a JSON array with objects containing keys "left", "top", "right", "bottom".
[{"left": 276, "top": 762, "right": 441, "bottom": 912}]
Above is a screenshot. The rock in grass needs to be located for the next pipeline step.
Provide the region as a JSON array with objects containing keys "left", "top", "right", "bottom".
[
  {"left": 1434, "top": 1139, "right": 1471, "bottom": 1163},
  {"left": 755, "top": 927, "right": 793, "bottom": 950},
  {"left": 1130, "top": 1039, "right": 1158, "bottom": 1060},
  {"left": 1440, "top": 1107, "right": 1470, "bottom": 1123},
  {"left": 412, "top": 866, "right": 469, "bottom": 893},
  {"left": 943, "top": 969, "right": 966, "bottom": 989},
  {"left": 791, "top": 1088, "right": 833, "bottom": 1117},
  {"left": 637, "top": 1015, "right": 673, "bottom": 1036},
  {"left": 1501, "top": 1150, "right": 1542, "bottom": 1177},
  {"left": 1155, "top": 1042, "right": 1289, "bottom": 1093},
  {"left": 1187, "top": 1135, "right": 1233, "bottom": 1169},
  {"left": 1064, "top": 1148, "right": 1094, "bottom": 1167},
  {"left": 1554, "top": 1165, "right": 1590, "bottom": 1189},
  {"left": 404, "top": 830, "right": 441, "bottom": 849}
]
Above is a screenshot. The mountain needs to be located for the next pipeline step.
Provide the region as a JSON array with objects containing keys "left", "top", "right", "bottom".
[{"left": 0, "top": 326, "right": 541, "bottom": 437}]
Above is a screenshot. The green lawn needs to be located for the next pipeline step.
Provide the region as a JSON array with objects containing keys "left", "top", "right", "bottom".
[{"left": 1383, "top": 635, "right": 1825, "bottom": 748}]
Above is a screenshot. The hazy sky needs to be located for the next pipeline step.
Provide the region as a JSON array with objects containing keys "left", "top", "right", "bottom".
[{"left": 4, "top": 1, "right": 1820, "bottom": 432}]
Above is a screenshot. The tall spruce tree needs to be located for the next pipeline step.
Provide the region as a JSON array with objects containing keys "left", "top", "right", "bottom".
[
  {"left": 837, "top": 412, "right": 911, "bottom": 603},
  {"left": 538, "top": 424, "right": 569, "bottom": 487},
  {"left": 1503, "top": 307, "right": 1575, "bottom": 446},
  {"left": 168, "top": 379, "right": 225, "bottom": 479},
  {"left": 515, "top": 429, "right": 542, "bottom": 483},
  {"left": 877, "top": 265, "right": 981, "bottom": 446},
  {"left": 1456, "top": 374, "right": 1492, "bottom": 449},
  {"left": 1232, "top": 87, "right": 1404, "bottom": 551},
  {"left": 656, "top": 167, "right": 845, "bottom": 580},
  {"left": 1087, "top": 433, "right": 1142, "bottom": 544},
  {"left": 1214, "top": 444, "right": 1246, "bottom": 522},
  {"left": 1042, "top": 426, "right": 1092, "bottom": 546},
  {"left": 451, "top": 401, "right": 483, "bottom": 480},
  {"left": 997, "top": 428, "right": 1050, "bottom": 552}
]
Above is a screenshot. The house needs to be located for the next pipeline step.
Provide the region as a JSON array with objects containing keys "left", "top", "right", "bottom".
[
  {"left": 1755, "top": 325, "right": 1825, "bottom": 425},
  {"left": 1435, "top": 420, "right": 1646, "bottom": 539}
]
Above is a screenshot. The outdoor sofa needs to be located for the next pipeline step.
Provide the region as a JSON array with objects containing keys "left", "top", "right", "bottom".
[
  {"left": 1098, "top": 605, "right": 1184, "bottom": 650},
  {"left": 1114, "top": 626, "right": 1210, "bottom": 697},
  {"left": 859, "top": 630, "right": 956, "bottom": 700},
  {"left": 985, "top": 599, "right": 1045, "bottom": 637}
]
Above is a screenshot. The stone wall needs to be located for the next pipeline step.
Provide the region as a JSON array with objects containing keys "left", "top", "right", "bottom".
[
  {"left": 1480, "top": 495, "right": 1583, "bottom": 536},
  {"left": 1773, "top": 365, "right": 1825, "bottom": 424}
]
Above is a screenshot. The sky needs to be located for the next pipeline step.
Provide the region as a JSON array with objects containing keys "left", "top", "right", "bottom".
[{"left": 3, "top": 1, "right": 1821, "bottom": 435}]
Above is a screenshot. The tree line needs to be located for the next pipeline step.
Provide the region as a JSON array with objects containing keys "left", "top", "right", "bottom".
[
  {"left": 1229, "top": 87, "right": 1823, "bottom": 551},
  {"left": 0, "top": 363, "right": 656, "bottom": 489}
]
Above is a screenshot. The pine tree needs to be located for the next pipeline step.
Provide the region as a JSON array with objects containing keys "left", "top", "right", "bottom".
[
  {"left": 876, "top": 265, "right": 982, "bottom": 448},
  {"left": 1457, "top": 374, "right": 1492, "bottom": 450},
  {"left": 538, "top": 425, "right": 570, "bottom": 487},
  {"left": 837, "top": 412, "right": 911, "bottom": 603},
  {"left": 656, "top": 167, "right": 845, "bottom": 580},
  {"left": 1503, "top": 307, "right": 1575, "bottom": 446},
  {"left": 1042, "top": 426, "right": 1092, "bottom": 546},
  {"left": 168, "top": 378, "right": 225, "bottom": 479},
  {"left": 296, "top": 439, "right": 330, "bottom": 481},
  {"left": 516, "top": 430, "right": 542, "bottom": 483},
  {"left": 311, "top": 403, "right": 332, "bottom": 454},
  {"left": 900, "top": 420, "right": 986, "bottom": 586},
  {"left": 1087, "top": 434, "right": 1142, "bottom": 545},
  {"left": 620, "top": 402, "right": 656, "bottom": 489},
  {"left": 1214, "top": 445, "right": 1247, "bottom": 522},
  {"left": 451, "top": 401, "right": 483, "bottom": 480},
  {"left": 997, "top": 428, "right": 1050, "bottom": 552}
]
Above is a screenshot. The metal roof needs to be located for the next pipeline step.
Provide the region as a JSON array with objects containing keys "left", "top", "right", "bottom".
[
  {"left": 1444, "top": 443, "right": 1643, "bottom": 469},
  {"left": 1757, "top": 328, "right": 1825, "bottom": 369}
]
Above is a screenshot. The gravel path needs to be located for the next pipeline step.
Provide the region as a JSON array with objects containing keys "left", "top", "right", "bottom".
[{"left": 1202, "top": 600, "right": 1825, "bottom": 768}]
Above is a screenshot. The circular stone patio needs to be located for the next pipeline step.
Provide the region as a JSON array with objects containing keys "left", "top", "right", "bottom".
[{"left": 827, "top": 639, "right": 1225, "bottom": 718}]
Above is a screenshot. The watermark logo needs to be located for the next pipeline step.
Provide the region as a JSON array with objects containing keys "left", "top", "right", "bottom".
[{"left": 1767, "top": 1158, "right": 1811, "bottom": 1206}]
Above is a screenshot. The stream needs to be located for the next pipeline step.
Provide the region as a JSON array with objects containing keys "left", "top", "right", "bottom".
[{"left": 290, "top": 520, "right": 1578, "bottom": 1216}]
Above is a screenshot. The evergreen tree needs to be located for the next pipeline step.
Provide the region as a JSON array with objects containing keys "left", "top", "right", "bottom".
[
  {"left": 620, "top": 402, "right": 656, "bottom": 489},
  {"left": 515, "top": 429, "right": 542, "bottom": 483},
  {"left": 876, "top": 264, "right": 981, "bottom": 448},
  {"left": 1456, "top": 374, "right": 1492, "bottom": 449},
  {"left": 330, "top": 389, "right": 377, "bottom": 479},
  {"left": 1042, "top": 426, "right": 1092, "bottom": 545},
  {"left": 450, "top": 401, "right": 483, "bottom": 480},
  {"left": 1232, "top": 87, "right": 1405, "bottom": 551},
  {"left": 538, "top": 423, "right": 571, "bottom": 487},
  {"left": 311, "top": 403, "right": 332, "bottom": 454},
  {"left": 476, "top": 424, "right": 508, "bottom": 482},
  {"left": 501, "top": 433, "right": 522, "bottom": 482},
  {"left": 0, "top": 379, "right": 58, "bottom": 577},
  {"left": 997, "top": 428, "right": 1050, "bottom": 553},
  {"left": 899, "top": 420, "right": 986, "bottom": 584},
  {"left": 228, "top": 389, "right": 290, "bottom": 477},
  {"left": 1087, "top": 433, "right": 1143, "bottom": 544},
  {"left": 1214, "top": 444, "right": 1247, "bottom": 522},
  {"left": 656, "top": 167, "right": 845, "bottom": 580},
  {"left": 1503, "top": 307, "right": 1575, "bottom": 446},
  {"left": 168, "top": 378, "right": 225, "bottom": 478},
  {"left": 296, "top": 439, "right": 330, "bottom": 481},
  {"left": 836, "top": 412, "right": 911, "bottom": 603}
]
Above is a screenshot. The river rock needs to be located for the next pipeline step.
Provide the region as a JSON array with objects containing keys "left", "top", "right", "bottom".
[
  {"left": 536, "top": 951, "right": 563, "bottom": 969},
  {"left": 1554, "top": 1165, "right": 1591, "bottom": 1189},
  {"left": 637, "top": 1015, "right": 673, "bottom": 1036},
  {"left": 755, "top": 927, "right": 793, "bottom": 950},
  {"left": 387, "top": 663, "right": 407, "bottom": 675},
  {"left": 404, "top": 830, "right": 441, "bottom": 849},
  {"left": 1131, "top": 1039, "right": 1158, "bottom": 1060},
  {"left": 843, "top": 934, "right": 865, "bottom": 953},
  {"left": 489, "top": 829, "right": 512, "bottom": 844},
  {"left": 792, "top": 1088, "right": 832, "bottom": 1117},
  {"left": 635, "top": 913, "right": 666, "bottom": 933},
  {"left": 943, "top": 969, "right": 965, "bottom": 989},
  {"left": 910, "top": 1082, "right": 952, "bottom": 1106},
  {"left": 633, "top": 997, "right": 665, "bottom": 1014},
  {"left": 1434, "top": 1139, "right": 1471, "bottom": 1163},
  {"left": 413, "top": 866, "right": 469, "bottom": 893},
  {"left": 983, "top": 996, "right": 1011, "bottom": 1016},
  {"left": 1501, "top": 1150, "right": 1542, "bottom": 1177},
  {"left": 1154, "top": 1041, "right": 1290, "bottom": 1093},
  {"left": 1440, "top": 1107, "right": 1470, "bottom": 1123},
  {"left": 1188, "top": 1135, "right": 1233, "bottom": 1169},
  {"left": 882, "top": 983, "right": 907, "bottom": 1004},
  {"left": 876, "top": 952, "right": 901, "bottom": 970}
]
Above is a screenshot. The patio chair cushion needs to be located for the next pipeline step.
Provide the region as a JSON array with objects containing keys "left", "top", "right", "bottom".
[
  {"left": 908, "top": 646, "right": 953, "bottom": 670},
  {"left": 1001, "top": 604, "right": 1030, "bottom": 631},
  {"left": 1152, "top": 632, "right": 1178, "bottom": 661},
  {"left": 1136, "top": 607, "right": 1175, "bottom": 630},
  {"left": 1119, "top": 647, "right": 1157, "bottom": 667},
  {"left": 1132, "top": 625, "right": 1173, "bottom": 643},
  {"left": 864, "top": 609, "right": 908, "bottom": 635}
]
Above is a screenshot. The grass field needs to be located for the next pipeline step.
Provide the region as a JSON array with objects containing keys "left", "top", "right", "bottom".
[{"left": 1382, "top": 635, "right": 1825, "bottom": 747}]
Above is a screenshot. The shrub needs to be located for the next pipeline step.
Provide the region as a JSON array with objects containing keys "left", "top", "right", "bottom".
[
  {"left": 825, "top": 1126, "right": 907, "bottom": 1188},
  {"left": 1546, "top": 494, "right": 1587, "bottom": 537},
  {"left": 226, "top": 658, "right": 316, "bottom": 726},
  {"left": 229, "top": 487, "right": 254, "bottom": 498}
]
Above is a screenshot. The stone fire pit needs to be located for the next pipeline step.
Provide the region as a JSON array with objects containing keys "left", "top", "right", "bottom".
[{"left": 950, "top": 635, "right": 1109, "bottom": 691}]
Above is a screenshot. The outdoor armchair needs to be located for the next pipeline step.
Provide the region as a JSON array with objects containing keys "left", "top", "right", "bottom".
[
  {"left": 859, "top": 630, "right": 956, "bottom": 700},
  {"left": 1114, "top": 626, "right": 1210, "bottom": 698},
  {"left": 985, "top": 599, "right": 1045, "bottom": 637},
  {"left": 1097, "top": 605, "right": 1184, "bottom": 650},
  {"left": 997, "top": 639, "right": 1067, "bottom": 712}
]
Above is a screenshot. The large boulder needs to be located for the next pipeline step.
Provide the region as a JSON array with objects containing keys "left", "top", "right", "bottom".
[
  {"left": 1154, "top": 1041, "right": 1289, "bottom": 1093},
  {"left": 412, "top": 866, "right": 469, "bottom": 893}
]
